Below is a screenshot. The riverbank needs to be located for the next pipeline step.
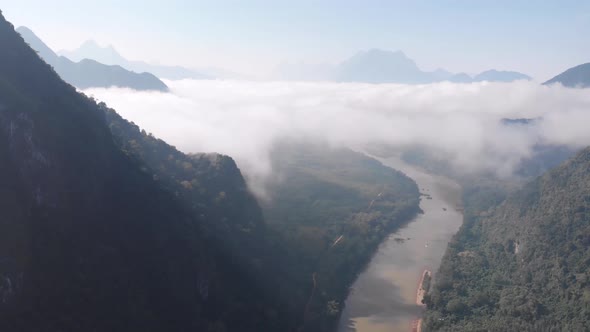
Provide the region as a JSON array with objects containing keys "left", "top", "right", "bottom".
[
  {"left": 267, "top": 146, "right": 423, "bottom": 332},
  {"left": 409, "top": 269, "right": 431, "bottom": 332},
  {"left": 411, "top": 319, "right": 422, "bottom": 332},
  {"left": 416, "top": 270, "right": 431, "bottom": 306}
]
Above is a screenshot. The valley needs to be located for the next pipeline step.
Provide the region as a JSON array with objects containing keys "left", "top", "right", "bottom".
[{"left": 1, "top": 4, "right": 590, "bottom": 332}]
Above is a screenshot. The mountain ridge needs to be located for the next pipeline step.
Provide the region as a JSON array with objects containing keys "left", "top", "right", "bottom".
[
  {"left": 0, "top": 13, "right": 290, "bottom": 331},
  {"left": 59, "top": 39, "right": 211, "bottom": 80},
  {"left": 543, "top": 62, "right": 590, "bottom": 88},
  {"left": 16, "top": 26, "right": 168, "bottom": 91},
  {"left": 275, "top": 48, "right": 532, "bottom": 84}
]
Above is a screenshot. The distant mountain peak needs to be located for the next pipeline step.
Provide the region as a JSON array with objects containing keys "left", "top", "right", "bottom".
[
  {"left": 79, "top": 39, "right": 118, "bottom": 53},
  {"left": 59, "top": 39, "right": 127, "bottom": 66},
  {"left": 15, "top": 25, "right": 33, "bottom": 34},
  {"left": 18, "top": 26, "right": 167, "bottom": 91},
  {"left": 366, "top": 48, "right": 406, "bottom": 56},
  {"left": 336, "top": 48, "right": 426, "bottom": 83},
  {"left": 473, "top": 69, "right": 532, "bottom": 82},
  {"left": 58, "top": 39, "right": 211, "bottom": 80},
  {"left": 275, "top": 48, "right": 530, "bottom": 84},
  {"left": 16, "top": 26, "right": 58, "bottom": 62},
  {"left": 80, "top": 39, "right": 100, "bottom": 47},
  {"left": 352, "top": 48, "right": 415, "bottom": 65},
  {"left": 543, "top": 62, "right": 590, "bottom": 88}
]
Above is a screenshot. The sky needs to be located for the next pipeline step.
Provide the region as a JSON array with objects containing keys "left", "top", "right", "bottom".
[{"left": 2, "top": 1, "right": 589, "bottom": 80}]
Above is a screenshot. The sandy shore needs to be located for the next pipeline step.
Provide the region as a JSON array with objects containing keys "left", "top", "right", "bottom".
[
  {"left": 411, "top": 319, "right": 423, "bottom": 332},
  {"left": 411, "top": 270, "right": 430, "bottom": 332},
  {"left": 416, "top": 269, "right": 431, "bottom": 306}
]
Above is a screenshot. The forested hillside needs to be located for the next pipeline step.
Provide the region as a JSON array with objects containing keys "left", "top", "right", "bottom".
[
  {"left": 263, "top": 143, "right": 422, "bottom": 331},
  {"left": 101, "top": 103, "right": 305, "bottom": 331},
  {"left": 423, "top": 147, "right": 590, "bottom": 331},
  {"left": 101, "top": 111, "right": 423, "bottom": 331}
]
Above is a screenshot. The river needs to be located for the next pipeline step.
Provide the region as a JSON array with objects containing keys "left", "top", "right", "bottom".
[{"left": 338, "top": 155, "right": 463, "bottom": 332}]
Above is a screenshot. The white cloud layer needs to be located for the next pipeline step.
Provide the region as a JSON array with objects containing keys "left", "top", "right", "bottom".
[{"left": 84, "top": 80, "right": 590, "bottom": 193}]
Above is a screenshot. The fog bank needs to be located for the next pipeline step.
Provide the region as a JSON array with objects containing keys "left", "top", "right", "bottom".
[{"left": 84, "top": 80, "right": 590, "bottom": 195}]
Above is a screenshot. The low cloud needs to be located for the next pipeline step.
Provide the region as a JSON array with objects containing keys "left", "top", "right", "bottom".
[{"left": 84, "top": 80, "right": 590, "bottom": 193}]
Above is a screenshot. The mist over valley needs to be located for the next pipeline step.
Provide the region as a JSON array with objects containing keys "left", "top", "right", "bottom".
[{"left": 1, "top": 3, "right": 590, "bottom": 332}]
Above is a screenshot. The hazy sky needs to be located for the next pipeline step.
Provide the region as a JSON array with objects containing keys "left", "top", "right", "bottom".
[{"left": 2, "top": 0, "right": 589, "bottom": 80}]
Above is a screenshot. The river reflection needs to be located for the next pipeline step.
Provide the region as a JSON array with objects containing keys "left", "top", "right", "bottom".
[{"left": 339, "top": 155, "right": 463, "bottom": 332}]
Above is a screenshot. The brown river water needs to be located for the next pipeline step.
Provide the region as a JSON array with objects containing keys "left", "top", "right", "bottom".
[{"left": 338, "top": 155, "right": 463, "bottom": 332}]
